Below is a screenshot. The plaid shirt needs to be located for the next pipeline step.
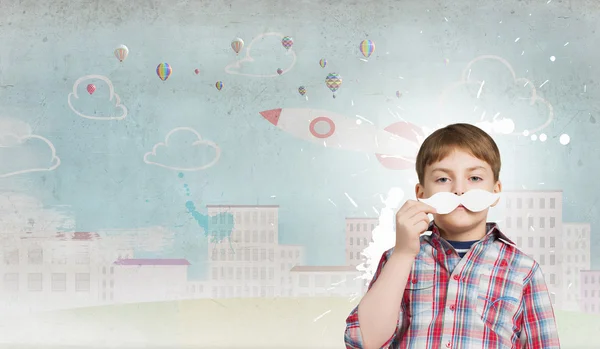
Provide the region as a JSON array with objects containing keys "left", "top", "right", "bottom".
[{"left": 344, "top": 222, "right": 560, "bottom": 349}]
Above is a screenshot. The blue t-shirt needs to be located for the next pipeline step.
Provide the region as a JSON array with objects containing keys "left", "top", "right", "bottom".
[{"left": 446, "top": 239, "right": 479, "bottom": 257}]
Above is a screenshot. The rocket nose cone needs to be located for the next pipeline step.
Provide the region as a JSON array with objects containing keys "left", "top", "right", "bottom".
[{"left": 259, "top": 108, "right": 282, "bottom": 126}]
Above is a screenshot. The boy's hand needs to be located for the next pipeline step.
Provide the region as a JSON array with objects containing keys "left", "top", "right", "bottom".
[{"left": 393, "top": 200, "right": 437, "bottom": 258}]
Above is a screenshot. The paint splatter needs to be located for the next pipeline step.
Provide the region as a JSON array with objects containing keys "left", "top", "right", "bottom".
[{"left": 185, "top": 200, "right": 234, "bottom": 243}]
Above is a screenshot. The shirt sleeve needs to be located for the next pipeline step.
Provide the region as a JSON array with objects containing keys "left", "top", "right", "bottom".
[
  {"left": 520, "top": 263, "right": 561, "bottom": 349},
  {"left": 344, "top": 249, "right": 405, "bottom": 349}
]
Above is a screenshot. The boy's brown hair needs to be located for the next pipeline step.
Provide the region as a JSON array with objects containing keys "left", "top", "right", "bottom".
[{"left": 415, "top": 123, "right": 501, "bottom": 184}]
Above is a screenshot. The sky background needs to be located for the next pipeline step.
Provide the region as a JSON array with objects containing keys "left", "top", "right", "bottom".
[{"left": 0, "top": 0, "right": 598, "bottom": 280}]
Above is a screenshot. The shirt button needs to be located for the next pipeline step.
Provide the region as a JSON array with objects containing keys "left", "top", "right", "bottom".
[
  {"left": 445, "top": 249, "right": 452, "bottom": 255},
  {"left": 449, "top": 304, "right": 455, "bottom": 311},
  {"left": 446, "top": 341, "right": 451, "bottom": 348},
  {"left": 412, "top": 278, "right": 417, "bottom": 284},
  {"left": 453, "top": 274, "right": 459, "bottom": 281}
]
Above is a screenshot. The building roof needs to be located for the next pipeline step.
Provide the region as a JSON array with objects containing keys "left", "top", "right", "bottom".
[
  {"left": 113, "top": 258, "right": 191, "bottom": 266},
  {"left": 290, "top": 265, "right": 357, "bottom": 272}
]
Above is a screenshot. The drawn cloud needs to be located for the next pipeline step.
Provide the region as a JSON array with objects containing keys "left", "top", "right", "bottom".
[
  {"left": 224, "top": 32, "right": 297, "bottom": 78},
  {"left": 144, "top": 127, "right": 221, "bottom": 171},
  {"left": 0, "top": 118, "right": 61, "bottom": 178},
  {"left": 438, "top": 55, "right": 554, "bottom": 136},
  {"left": 67, "top": 75, "right": 128, "bottom": 121}
]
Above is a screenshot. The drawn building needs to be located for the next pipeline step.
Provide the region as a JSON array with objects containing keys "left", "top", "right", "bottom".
[
  {"left": 205, "top": 205, "right": 304, "bottom": 299},
  {"left": 501, "top": 190, "right": 563, "bottom": 306},
  {"left": 561, "top": 223, "right": 591, "bottom": 311},
  {"left": 345, "top": 217, "right": 378, "bottom": 267},
  {"left": 112, "top": 259, "right": 190, "bottom": 304},
  {"left": 580, "top": 270, "right": 600, "bottom": 314},
  {"left": 0, "top": 232, "right": 103, "bottom": 311}
]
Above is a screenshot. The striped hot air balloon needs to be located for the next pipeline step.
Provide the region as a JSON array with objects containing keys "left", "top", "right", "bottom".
[
  {"left": 231, "top": 38, "right": 244, "bottom": 55},
  {"left": 359, "top": 39, "right": 375, "bottom": 59},
  {"left": 156, "top": 63, "right": 172, "bottom": 81},
  {"left": 114, "top": 45, "right": 129, "bottom": 62}
]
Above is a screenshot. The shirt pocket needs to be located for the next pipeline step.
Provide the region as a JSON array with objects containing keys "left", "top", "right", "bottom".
[
  {"left": 405, "top": 269, "right": 436, "bottom": 325},
  {"left": 475, "top": 269, "right": 524, "bottom": 339}
]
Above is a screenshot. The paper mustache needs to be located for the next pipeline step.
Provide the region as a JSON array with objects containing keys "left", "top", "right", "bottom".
[{"left": 418, "top": 189, "right": 501, "bottom": 214}]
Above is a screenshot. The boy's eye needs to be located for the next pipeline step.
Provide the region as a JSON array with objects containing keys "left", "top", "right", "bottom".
[
  {"left": 436, "top": 177, "right": 449, "bottom": 183},
  {"left": 470, "top": 176, "right": 483, "bottom": 182}
]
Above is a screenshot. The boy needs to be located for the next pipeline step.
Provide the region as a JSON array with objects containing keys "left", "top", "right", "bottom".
[{"left": 344, "top": 123, "right": 560, "bottom": 349}]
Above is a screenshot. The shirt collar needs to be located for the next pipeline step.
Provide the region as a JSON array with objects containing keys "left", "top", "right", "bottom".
[{"left": 427, "top": 221, "right": 515, "bottom": 246}]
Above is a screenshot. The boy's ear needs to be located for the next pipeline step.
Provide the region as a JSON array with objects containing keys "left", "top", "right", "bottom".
[
  {"left": 415, "top": 183, "right": 425, "bottom": 199},
  {"left": 490, "top": 180, "right": 502, "bottom": 207}
]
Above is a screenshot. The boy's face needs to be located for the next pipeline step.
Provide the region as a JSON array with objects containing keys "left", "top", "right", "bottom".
[{"left": 415, "top": 148, "right": 501, "bottom": 234}]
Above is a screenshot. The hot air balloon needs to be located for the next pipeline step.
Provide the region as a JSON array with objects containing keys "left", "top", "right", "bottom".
[
  {"left": 156, "top": 63, "right": 172, "bottom": 81},
  {"left": 215, "top": 81, "right": 223, "bottom": 91},
  {"left": 277, "top": 68, "right": 283, "bottom": 75},
  {"left": 298, "top": 86, "right": 307, "bottom": 100},
  {"left": 319, "top": 58, "right": 327, "bottom": 68},
  {"left": 231, "top": 38, "right": 244, "bottom": 55},
  {"left": 194, "top": 69, "right": 200, "bottom": 75},
  {"left": 114, "top": 45, "right": 129, "bottom": 62},
  {"left": 281, "top": 36, "right": 294, "bottom": 50},
  {"left": 86, "top": 84, "right": 96, "bottom": 95},
  {"left": 396, "top": 91, "right": 402, "bottom": 98},
  {"left": 325, "top": 73, "right": 342, "bottom": 98},
  {"left": 359, "top": 39, "right": 375, "bottom": 59}
]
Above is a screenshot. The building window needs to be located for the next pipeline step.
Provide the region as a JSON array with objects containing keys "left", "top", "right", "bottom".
[
  {"left": 550, "top": 254, "right": 555, "bottom": 265},
  {"left": 51, "top": 273, "right": 67, "bottom": 292},
  {"left": 550, "top": 237, "right": 555, "bottom": 248},
  {"left": 506, "top": 199, "right": 511, "bottom": 209},
  {"left": 550, "top": 217, "right": 555, "bottom": 228},
  {"left": 550, "top": 198, "right": 556, "bottom": 209},
  {"left": 517, "top": 198, "right": 522, "bottom": 209},
  {"left": 260, "top": 211, "right": 267, "bottom": 224},
  {"left": 363, "top": 223, "right": 368, "bottom": 231},
  {"left": 528, "top": 237, "right": 533, "bottom": 248},
  {"left": 356, "top": 252, "right": 361, "bottom": 260},
  {"left": 540, "top": 237, "right": 545, "bottom": 248},
  {"left": 299, "top": 275, "right": 309, "bottom": 287},
  {"left": 3, "top": 249, "right": 19, "bottom": 265},
  {"left": 28, "top": 273, "right": 43, "bottom": 292},
  {"left": 75, "top": 273, "right": 90, "bottom": 292},
  {"left": 3, "top": 273, "right": 19, "bottom": 292},
  {"left": 506, "top": 217, "right": 512, "bottom": 228},
  {"left": 348, "top": 224, "right": 353, "bottom": 232},
  {"left": 539, "top": 199, "right": 545, "bottom": 209},
  {"left": 260, "top": 231, "right": 266, "bottom": 243},
  {"left": 357, "top": 238, "right": 361, "bottom": 246},
  {"left": 527, "top": 198, "right": 534, "bottom": 209},
  {"left": 550, "top": 273, "right": 555, "bottom": 285},
  {"left": 539, "top": 254, "right": 545, "bottom": 265},
  {"left": 517, "top": 217, "right": 523, "bottom": 228},
  {"left": 28, "top": 247, "right": 43, "bottom": 264},
  {"left": 528, "top": 217, "right": 534, "bottom": 229},
  {"left": 517, "top": 237, "right": 522, "bottom": 246},
  {"left": 252, "top": 231, "right": 258, "bottom": 243},
  {"left": 539, "top": 217, "right": 545, "bottom": 229},
  {"left": 349, "top": 237, "right": 353, "bottom": 245},
  {"left": 260, "top": 249, "right": 266, "bottom": 261},
  {"left": 268, "top": 231, "right": 274, "bottom": 243},
  {"left": 75, "top": 246, "right": 90, "bottom": 265}
]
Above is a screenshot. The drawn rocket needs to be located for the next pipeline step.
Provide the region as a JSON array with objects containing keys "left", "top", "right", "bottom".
[{"left": 259, "top": 108, "right": 424, "bottom": 170}]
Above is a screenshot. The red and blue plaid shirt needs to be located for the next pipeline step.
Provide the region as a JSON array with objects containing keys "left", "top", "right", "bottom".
[{"left": 344, "top": 222, "right": 560, "bottom": 349}]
